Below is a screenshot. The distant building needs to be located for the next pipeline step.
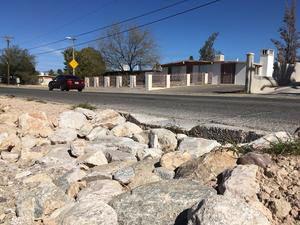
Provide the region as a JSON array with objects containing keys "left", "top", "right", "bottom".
[
  {"left": 37, "top": 72, "right": 55, "bottom": 85},
  {"left": 161, "top": 51, "right": 272, "bottom": 85}
]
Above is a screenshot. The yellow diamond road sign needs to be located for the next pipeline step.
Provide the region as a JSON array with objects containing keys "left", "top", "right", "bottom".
[{"left": 69, "top": 59, "right": 79, "bottom": 69}]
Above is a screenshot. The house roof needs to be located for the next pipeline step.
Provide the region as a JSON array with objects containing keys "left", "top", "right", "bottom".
[
  {"left": 161, "top": 60, "right": 251, "bottom": 67},
  {"left": 161, "top": 60, "right": 212, "bottom": 67}
]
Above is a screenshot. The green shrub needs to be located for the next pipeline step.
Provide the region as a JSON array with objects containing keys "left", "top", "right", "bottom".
[{"left": 263, "top": 138, "right": 300, "bottom": 156}]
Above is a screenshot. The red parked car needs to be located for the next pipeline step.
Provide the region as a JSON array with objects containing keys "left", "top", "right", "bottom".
[{"left": 48, "top": 75, "right": 85, "bottom": 92}]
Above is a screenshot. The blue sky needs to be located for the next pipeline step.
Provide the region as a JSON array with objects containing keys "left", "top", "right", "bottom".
[{"left": 0, "top": 0, "right": 299, "bottom": 72}]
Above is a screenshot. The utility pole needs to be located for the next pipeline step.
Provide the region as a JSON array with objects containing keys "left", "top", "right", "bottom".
[
  {"left": 2, "top": 36, "right": 14, "bottom": 85},
  {"left": 65, "top": 36, "right": 77, "bottom": 75}
]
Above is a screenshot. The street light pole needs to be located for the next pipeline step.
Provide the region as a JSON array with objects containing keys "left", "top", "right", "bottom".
[
  {"left": 2, "top": 36, "right": 13, "bottom": 85},
  {"left": 66, "top": 36, "right": 76, "bottom": 75}
]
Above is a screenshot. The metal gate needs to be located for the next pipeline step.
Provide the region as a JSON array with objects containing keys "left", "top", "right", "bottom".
[{"left": 221, "top": 63, "right": 236, "bottom": 84}]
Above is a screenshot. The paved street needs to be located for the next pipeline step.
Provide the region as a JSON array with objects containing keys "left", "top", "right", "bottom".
[{"left": 0, "top": 87, "right": 299, "bottom": 133}]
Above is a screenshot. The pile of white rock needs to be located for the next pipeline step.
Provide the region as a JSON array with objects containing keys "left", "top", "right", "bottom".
[{"left": 0, "top": 106, "right": 297, "bottom": 225}]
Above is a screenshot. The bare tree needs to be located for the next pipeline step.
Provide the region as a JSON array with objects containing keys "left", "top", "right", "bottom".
[
  {"left": 271, "top": 0, "right": 300, "bottom": 85},
  {"left": 98, "top": 25, "right": 159, "bottom": 72},
  {"left": 271, "top": 0, "right": 300, "bottom": 64}
]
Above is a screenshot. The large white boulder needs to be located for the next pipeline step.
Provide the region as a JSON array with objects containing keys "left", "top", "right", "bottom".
[
  {"left": 218, "top": 164, "right": 260, "bottom": 201},
  {"left": 111, "top": 122, "right": 143, "bottom": 138},
  {"left": 160, "top": 151, "right": 192, "bottom": 170},
  {"left": 149, "top": 129, "right": 177, "bottom": 152},
  {"left": 74, "top": 107, "right": 96, "bottom": 120},
  {"left": 77, "top": 180, "right": 124, "bottom": 203},
  {"left": 178, "top": 137, "right": 221, "bottom": 158},
  {"left": 59, "top": 200, "right": 118, "bottom": 225},
  {"left": 58, "top": 111, "right": 87, "bottom": 130},
  {"left": 49, "top": 128, "right": 77, "bottom": 144},
  {"left": 93, "top": 109, "right": 125, "bottom": 129},
  {"left": 18, "top": 112, "right": 53, "bottom": 137},
  {"left": 187, "top": 195, "right": 270, "bottom": 225},
  {"left": 248, "top": 132, "right": 291, "bottom": 149}
]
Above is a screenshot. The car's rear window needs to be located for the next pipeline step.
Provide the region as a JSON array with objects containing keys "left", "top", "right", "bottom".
[{"left": 65, "top": 75, "right": 80, "bottom": 80}]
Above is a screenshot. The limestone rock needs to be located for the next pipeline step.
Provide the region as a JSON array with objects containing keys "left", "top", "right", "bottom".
[
  {"left": 20, "top": 144, "right": 50, "bottom": 163},
  {"left": 187, "top": 195, "right": 270, "bottom": 225},
  {"left": 175, "top": 150, "right": 236, "bottom": 185},
  {"left": 93, "top": 109, "right": 125, "bottom": 129},
  {"left": 109, "top": 179, "right": 216, "bottom": 225},
  {"left": 77, "top": 151, "right": 108, "bottom": 167},
  {"left": 60, "top": 200, "right": 118, "bottom": 225},
  {"left": 132, "top": 131, "right": 150, "bottom": 145},
  {"left": 22, "top": 173, "right": 53, "bottom": 185},
  {"left": 58, "top": 111, "right": 87, "bottom": 130},
  {"left": 128, "top": 159, "right": 161, "bottom": 189},
  {"left": 218, "top": 164, "right": 260, "bottom": 201},
  {"left": 176, "top": 133, "right": 187, "bottom": 141},
  {"left": 111, "top": 122, "right": 143, "bottom": 137},
  {"left": 153, "top": 167, "right": 175, "bottom": 180},
  {"left": 74, "top": 107, "right": 96, "bottom": 120},
  {"left": 20, "top": 135, "right": 37, "bottom": 150},
  {"left": 178, "top": 137, "right": 221, "bottom": 158},
  {"left": 113, "top": 166, "right": 135, "bottom": 184},
  {"left": 55, "top": 167, "right": 87, "bottom": 193},
  {"left": 16, "top": 182, "right": 73, "bottom": 219},
  {"left": 37, "top": 144, "right": 76, "bottom": 170},
  {"left": 70, "top": 139, "right": 87, "bottom": 157},
  {"left": 160, "top": 151, "right": 192, "bottom": 170},
  {"left": 0, "top": 132, "right": 11, "bottom": 152},
  {"left": 49, "top": 128, "right": 77, "bottom": 144},
  {"left": 136, "top": 148, "right": 163, "bottom": 161},
  {"left": 1, "top": 151, "right": 19, "bottom": 163},
  {"left": 18, "top": 112, "right": 53, "bottom": 137},
  {"left": 149, "top": 128, "right": 177, "bottom": 152},
  {"left": 77, "top": 180, "right": 124, "bottom": 203},
  {"left": 249, "top": 132, "right": 291, "bottom": 149},
  {"left": 104, "top": 149, "right": 137, "bottom": 163},
  {"left": 86, "top": 127, "right": 109, "bottom": 141},
  {"left": 83, "top": 161, "right": 135, "bottom": 182},
  {"left": 269, "top": 198, "right": 292, "bottom": 220},
  {"left": 77, "top": 123, "right": 93, "bottom": 138},
  {"left": 92, "top": 136, "right": 148, "bottom": 156},
  {"left": 237, "top": 152, "right": 272, "bottom": 168}
]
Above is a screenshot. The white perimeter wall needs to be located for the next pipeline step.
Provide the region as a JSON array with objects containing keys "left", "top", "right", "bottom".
[
  {"left": 198, "top": 64, "right": 220, "bottom": 84},
  {"left": 291, "top": 62, "right": 300, "bottom": 82},
  {"left": 235, "top": 63, "right": 246, "bottom": 85}
]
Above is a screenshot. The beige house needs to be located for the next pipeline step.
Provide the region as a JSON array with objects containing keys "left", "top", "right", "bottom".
[{"left": 37, "top": 73, "right": 55, "bottom": 86}]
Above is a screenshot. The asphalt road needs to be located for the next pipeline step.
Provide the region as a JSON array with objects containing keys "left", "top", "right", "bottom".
[{"left": 0, "top": 87, "right": 299, "bottom": 133}]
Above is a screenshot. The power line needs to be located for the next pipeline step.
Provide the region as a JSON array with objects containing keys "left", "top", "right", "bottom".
[
  {"left": 28, "top": 0, "right": 191, "bottom": 51},
  {"left": 35, "top": 0, "right": 222, "bottom": 56},
  {"left": 19, "top": 0, "right": 107, "bottom": 46}
]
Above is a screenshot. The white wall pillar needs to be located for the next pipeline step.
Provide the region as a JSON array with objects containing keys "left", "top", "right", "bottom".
[
  {"left": 93, "top": 77, "right": 99, "bottom": 87},
  {"left": 116, "top": 76, "right": 122, "bottom": 88},
  {"left": 246, "top": 53, "right": 255, "bottom": 94},
  {"left": 186, "top": 74, "right": 190, "bottom": 86},
  {"left": 166, "top": 74, "right": 170, "bottom": 88},
  {"left": 104, "top": 76, "right": 110, "bottom": 87},
  {"left": 204, "top": 73, "right": 209, "bottom": 84},
  {"left": 145, "top": 73, "right": 152, "bottom": 91},
  {"left": 84, "top": 77, "right": 90, "bottom": 88},
  {"left": 130, "top": 75, "right": 136, "bottom": 88}
]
